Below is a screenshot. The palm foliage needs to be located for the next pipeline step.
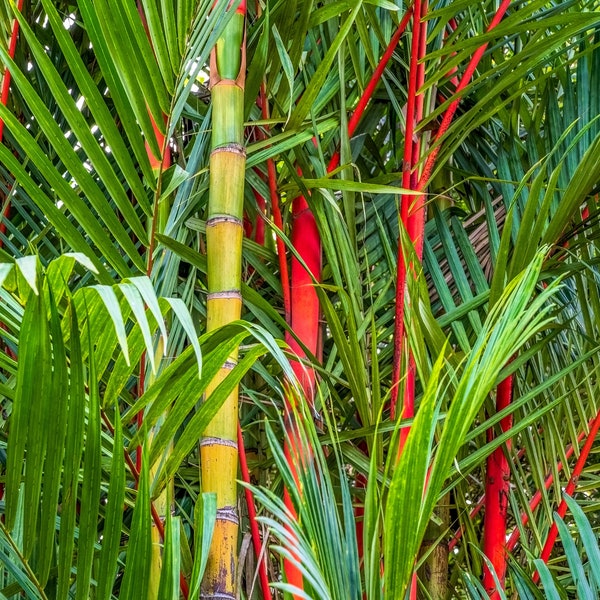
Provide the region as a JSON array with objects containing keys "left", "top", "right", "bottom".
[{"left": 0, "top": 0, "right": 599, "bottom": 599}]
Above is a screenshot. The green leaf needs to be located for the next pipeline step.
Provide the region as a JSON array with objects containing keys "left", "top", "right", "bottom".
[{"left": 119, "top": 452, "right": 152, "bottom": 600}]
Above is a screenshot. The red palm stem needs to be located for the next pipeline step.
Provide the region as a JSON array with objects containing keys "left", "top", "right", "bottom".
[
  {"left": 0, "top": 0, "right": 25, "bottom": 243},
  {"left": 392, "top": 0, "right": 514, "bottom": 418},
  {"left": 328, "top": 8, "right": 413, "bottom": 174},
  {"left": 416, "top": 0, "right": 512, "bottom": 192},
  {"left": 238, "top": 423, "right": 273, "bottom": 600},
  {"left": 483, "top": 375, "right": 513, "bottom": 597},
  {"left": 505, "top": 426, "right": 588, "bottom": 553},
  {"left": 0, "top": 0, "right": 24, "bottom": 504},
  {"left": 391, "top": 0, "right": 423, "bottom": 423},
  {"left": 533, "top": 409, "right": 600, "bottom": 582},
  {"left": 259, "top": 83, "right": 291, "bottom": 320}
]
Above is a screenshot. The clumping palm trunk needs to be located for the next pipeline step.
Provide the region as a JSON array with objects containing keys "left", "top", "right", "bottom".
[{"left": 200, "top": 3, "right": 246, "bottom": 598}]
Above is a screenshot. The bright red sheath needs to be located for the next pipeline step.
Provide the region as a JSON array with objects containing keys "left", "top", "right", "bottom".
[{"left": 286, "top": 194, "right": 321, "bottom": 400}]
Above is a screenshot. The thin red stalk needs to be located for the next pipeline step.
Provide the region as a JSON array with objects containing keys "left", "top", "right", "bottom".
[
  {"left": 448, "top": 448, "right": 527, "bottom": 552},
  {"left": 391, "top": 0, "right": 423, "bottom": 424},
  {"left": 505, "top": 427, "right": 587, "bottom": 553},
  {"left": 483, "top": 375, "right": 513, "bottom": 597},
  {"left": 0, "top": 0, "right": 23, "bottom": 143},
  {"left": 136, "top": 353, "right": 146, "bottom": 472},
  {"left": 259, "top": 83, "right": 291, "bottom": 321},
  {"left": 392, "top": 0, "right": 513, "bottom": 418},
  {"left": 533, "top": 410, "right": 600, "bottom": 582},
  {"left": 100, "top": 411, "right": 189, "bottom": 599},
  {"left": 0, "top": 0, "right": 23, "bottom": 503},
  {"left": 0, "top": 0, "right": 24, "bottom": 243},
  {"left": 249, "top": 184, "right": 266, "bottom": 245},
  {"left": 238, "top": 424, "right": 273, "bottom": 600},
  {"left": 416, "top": 0, "right": 512, "bottom": 192},
  {"left": 328, "top": 8, "right": 413, "bottom": 173}
]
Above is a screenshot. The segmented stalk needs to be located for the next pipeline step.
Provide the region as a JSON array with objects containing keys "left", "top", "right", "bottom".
[{"left": 200, "top": 6, "right": 246, "bottom": 598}]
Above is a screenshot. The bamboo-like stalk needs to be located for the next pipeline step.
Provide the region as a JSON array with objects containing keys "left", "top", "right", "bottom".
[
  {"left": 482, "top": 375, "right": 513, "bottom": 597},
  {"left": 200, "top": 3, "right": 246, "bottom": 597}
]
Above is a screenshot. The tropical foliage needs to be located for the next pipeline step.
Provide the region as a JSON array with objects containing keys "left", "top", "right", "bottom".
[{"left": 0, "top": 0, "right": 600, "bottom": 599}]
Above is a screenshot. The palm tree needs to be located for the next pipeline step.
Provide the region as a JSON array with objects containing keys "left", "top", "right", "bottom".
[{"left": 0, "top": 1, "right": 600, "bottom": 599}]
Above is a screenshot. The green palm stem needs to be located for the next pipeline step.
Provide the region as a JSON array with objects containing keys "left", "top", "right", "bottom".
[
  {"left": 200, "top": 3, "right": 246, "bottom": 598},
  {"left": 100, "top": 411, "right": 190, "bottom": 598}
]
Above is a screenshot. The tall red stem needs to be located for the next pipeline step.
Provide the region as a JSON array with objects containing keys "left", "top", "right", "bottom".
[
  {"left": 327, "top": 8, "right": 413, "bottom": 173},
  {"left": 238, "top": 424, "right": 273, "bottom": 600},
  {"left": 0, "top": 0, "right": 24, "bottom": 504},
  {"left": 0, "top": 0, "right": 25, "bottom": 241},
  {"left": 259, "top": 83, "right": 291, "bottom": 320},
  {"left": 416, "top": 0, "right": 512, "bottom": 191},
  {"left": 391, "top": 0, "right": 424, "bottom": 436},
  {"left": 505, "top": 426, "right": 588, "bottom": 553},
  {"left": 483, "top": 375, "right": 513, "bottom": 597}
]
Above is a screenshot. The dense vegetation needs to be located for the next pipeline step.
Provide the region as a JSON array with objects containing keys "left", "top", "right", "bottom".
[{"left": 0, "top": 1, "right": 600, "bottom": 598}]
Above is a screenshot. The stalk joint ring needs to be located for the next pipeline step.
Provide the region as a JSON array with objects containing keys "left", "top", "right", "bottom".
[
  {"left": 211, "top": 143, "right": 246, "bottom": 157},
  {"left": 216, "top": 506, "right": 239, "bottom": 524},
  {"left": 200, "top": 437, "right": 238, "bottom": 450},
  {"left": 207, "top": 215, "right": 243, "bottom": 227},
  {"left": 207, "top": 290, "right": 242, "bottom": 301}
]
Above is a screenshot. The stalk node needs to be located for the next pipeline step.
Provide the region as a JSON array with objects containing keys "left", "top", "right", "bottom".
[
  {"left": 207, "top": 290, "right": 243, "bottom": 300},
  {"left": 211, "top": 143, "right": 246, "bottom": 157},
  {"left": 207, "top": 215, "right": 244, "bottom": 227},
  {"left": 200, "top": 437, "right": 238, "bottom": 449},
  {"left": 215, "top": 506, "right": 239, "bottom": 524}
]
